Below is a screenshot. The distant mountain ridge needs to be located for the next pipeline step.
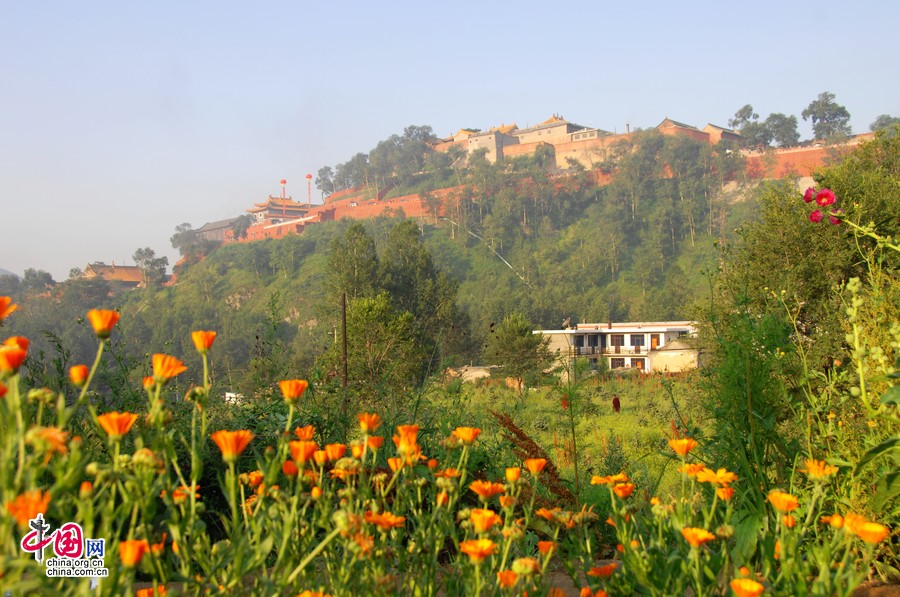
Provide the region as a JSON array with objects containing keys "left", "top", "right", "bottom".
[{"left": 0, "top": 268, "right": 17, "bottom": 278}]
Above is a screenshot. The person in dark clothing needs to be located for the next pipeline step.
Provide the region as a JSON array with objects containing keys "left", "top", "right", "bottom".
[{"left": 612, "top": 394, "right": 621, "bottom": 413}]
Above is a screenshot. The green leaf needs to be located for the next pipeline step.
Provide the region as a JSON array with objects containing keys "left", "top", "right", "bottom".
[
  {"left": 880, "top": 385, "right": 900, "bottom": 406},
  {"left": 854, "top": 436, "right": 900, "bottom": 475},
  {"left": 873, "top": 472, "right": 900, "bottom": 512}
]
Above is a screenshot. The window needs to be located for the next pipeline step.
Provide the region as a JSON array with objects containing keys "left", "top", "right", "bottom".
[
  {"left": 630, "top": 335, "right": 644, "bottom": 346},
  {"left": 610, "top": 358, "right": 625, "bottom": 369},
  {"left": 632, "top": 358, "right": 645, "bottom": 370}
]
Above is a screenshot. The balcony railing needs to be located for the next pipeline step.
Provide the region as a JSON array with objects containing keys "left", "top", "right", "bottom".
[{"left": 570, "top": 346, "right": 648, "bottom": 356}]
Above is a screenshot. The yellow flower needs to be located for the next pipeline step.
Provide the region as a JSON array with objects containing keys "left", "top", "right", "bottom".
[
  {"left": 696, "top": 467, "right": 738, "bottom": 486},
  {"left": 730, "top": 578, "right": 764, "bottom": 597},
  {"left": 767, "top": 490, "right": 799, "bottom": 513},
  {"left": 669, "top": 437, "right": 698, "bottom": 457},
  {"left": 845, "top": 513, "right": 890, "bottom": 544},
  {"left": 681, "top": 527, "right": 716, "bottom": 547},
  {"left": 97, "top": 412, "right": 138, "bottom": 440},
  {"left": 86, "top": 309, "right": 119, "bottom": 338},
  {"left": 801, "top": 458, "right": 838, "bottom": 481},
  {"left": 191, "top": 330, "right": 217, "bottom": 354}
]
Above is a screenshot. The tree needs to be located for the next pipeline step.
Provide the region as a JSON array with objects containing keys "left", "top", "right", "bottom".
[
  {"left": 484, "top": 312, "right": 553, "bottom": 393},
  {"left": 728, "top": 104, "right": 759, "bottom": 129},
  {"left": 870, "top": 114, "right": 900, "bottom": 132},
  {"left": 21, "top": 269, "right": 55, "bottom": 293},
  {"left": 765, "top": 113, "right": 800, "bottom": 147},
  {"left": 802, "top": 92, "right": 851, "bottom": 140},
  {"left": 231, "top": 215, "right": 255, "bottom": 240},
  {"left": 132, "top": 248, "right": 168, "bottom": 287},
  {"left": 326, "top": 223, "right": 380, "bottom": 301},
  {"left": 170, "top": 223, "right": 197, "bottom": 256},
  {"left": 315, "top": 166, "right": 335, "bottom": 197},
  {"left": 740, "top": 121, "right": 774, "bottom": 148}
]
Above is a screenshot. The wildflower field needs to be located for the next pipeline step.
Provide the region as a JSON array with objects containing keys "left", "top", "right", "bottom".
[{"left": 1, "top": 163, "right": 899, "bottom": 594}]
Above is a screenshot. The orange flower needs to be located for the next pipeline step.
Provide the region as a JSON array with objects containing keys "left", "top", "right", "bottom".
[
  {"left": 387, "top": 457, "right": 403, "bottom": 472},
  {"left": 650, "top": 496, "right": 661, "bottom": 505},
  {"left": 0, "top": 382, "right": 7, "bottom": 398},
  {"left": 142, "top": 376, "right": 155, "bottom": 390},
  {"left": 393, "top": 425, "right": 421, "bottom": 464},
  {"left": 119, "top": 539, "right": 150, "bottom": 567},
  {"left": 313, "top": 450, "right": 327, "bottom": 466},
  {"left": 69, "top": 364, "right": 89, "bottom": 387},
  {"left": 5, "top": 490, "right": 51, "bottom": 527},
  {"left": 366, "top": 436, "right": 383, "bottom": 450},
  {"left": 279, "top": 379, "right": 309, "bottom": 403},
  {"left": 801, "top": 458, "right": 838, "bottom": 481},
  {"left": 845, "top": 513, "right": 890, "bottom": 544},
  {"left": 295, "top": 591, "right": 331, "bottom": 597},
  {"left": 524, "top": 458, "right": 546, "bottom": 475},
  {"left": 152, "top": 354, "right": 187, "bottom": 383},
  {"left": 246, "top": 470, "right": 264, "bottom": 489},
  {"left": 150, "top": 533, "right": 167, "bottom": 556},
  {"left": 470, "top": 480, "right": 506, "bottom": 501},
  {"left": 681, "top": 527, "right": 716, "bottom": 547},
  {"left": 716, "top": 487, "right": 735, "bottom": 501},
  {"left": 499, "top": 495, "right": 516, "bottom": 508},
  {"left": 678, "top": 463, "right": 706, "bottom": 477},
  {"left": 537, "top": 540, "right": 556, "bottom": 556},
  {"left": 97, "top": 412, "right": 138, "bottom": 440},
  {"left": 774, "top": 539, "right": 781, "bottom": 560},
  {"left": 211, "top": 430, "right": 254, "bottom": 463},
  {"left": 4, "top": 336, "right": 28, "bottom": 351},
  {"left": 669, "top": 437, "right": 698, "bottom": 457},
  {"left": 358, "top": 412, "right": 381, "bottom": 433},
  {"left": 535, "top": 507, "right": 560, "bottom": 522},
  {"left": 191, "top": 330, "right": 217, "bottom": 354},
  {"left": 0, "top": 296, "right": 18, "bottom": 322},
  {"left": 294, "top": 425, "right": 316, "bottom": 440},
  {"left": 87, "top": 309, "right": 119, "bottom": 339},
  {"left": 80, "top": 481, "right": 93, "bottom": 498},
  {"left": 470, "top": 508, "right": 502, "bottom": 533},
  {"left": 730, "top": 578, "right": 764, "bottom": 597},
  {"left": 767, "top": 490, "right": 799, "bottom": 513},
  {"left": 505, "top": 467, "right": 521, "bottom": 482},
  {"left": 452, "top": 426, "right": 481, "bottom": 444},
  {"left": 821, "top": 514, "right": 844, "bottom": 529},
  {"left": 311, "top": 486, "right": 323, "bottom": 500},
  {"left": 782, "top": 514, "right": 797, "bottom": 529},
  {"left": 364, "top": 510, "right": 406, "bottom": 531},
  {"left": 587, "top": 563, "right": 617, "bottom": 578},
  {"left": 435, "top": 468, "right": 460, "bottom": 478},
  {"left": 282, "top": 460, "right": 299, "bottom": 477},
  {"left": 436, "top": 491, "right": 449, "bottom": 507},
  {"left": 497, "top": 570, "right": 518, "bottom": 588},
  {"left": 696, "top": 467, "right": 738, "bottom": 486},
  {"left": 162, "top": 485, "right": 199, "bottom": 505},
  {"left": 290, "top": 440, "right": 318, "bottom": 464},
  {"left": 352, "top": 443, "right": 365, "bottom": 459},
  {"left": 459, "top": 538, "right": 497, "bottom": 563},
  {"left": 0, "top": 346, "right": 27, "bottom": 374},
  {"left": 26, "top": 426, "right": 69, "bottom": 461},
  {"left": 613, "top": 483, "right": 635, "bottom": 498},
  {"left": 590, "top": 472, "right": 630, "bottom": 485},
  {"left": 325, "top": 443, "right": 347, "bottom": 461},
  {"left": 136, "top": 586, "right": 167, "bottom": 597}
]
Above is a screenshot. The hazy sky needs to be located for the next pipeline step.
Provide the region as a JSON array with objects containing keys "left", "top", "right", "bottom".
[{"left": 2, "top": 1, "right": 897, "bottom": 280}]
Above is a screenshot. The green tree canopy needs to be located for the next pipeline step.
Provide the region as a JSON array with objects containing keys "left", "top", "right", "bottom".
[
  {"left": 483, "top": 312, "right": 553, "bottom": 392},
  {"left": 802, "top": 91, "right": 851, "bottom": 140}
]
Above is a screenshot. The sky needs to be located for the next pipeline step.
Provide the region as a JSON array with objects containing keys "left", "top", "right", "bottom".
[{"left": 1, "top": 0, "right": 898, "bottom": 280}]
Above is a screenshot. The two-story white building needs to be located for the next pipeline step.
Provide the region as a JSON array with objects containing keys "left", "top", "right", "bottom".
[{"left": 537, "top": 321, "right": 698, "bottom": 373}]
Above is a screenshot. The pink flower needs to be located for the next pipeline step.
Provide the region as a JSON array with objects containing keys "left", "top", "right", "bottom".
[
  {"left": 829, "top": 208, "right": 844, "bottom": 225},
  {"left": 803, "top": 187, "right": 815, "bottom": 203},
  {"left": 809, "top": 210, "right": 824, "bottom": 223},
  {"left": 815, "top": 189, "right": 836, "bottom": 207}
]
